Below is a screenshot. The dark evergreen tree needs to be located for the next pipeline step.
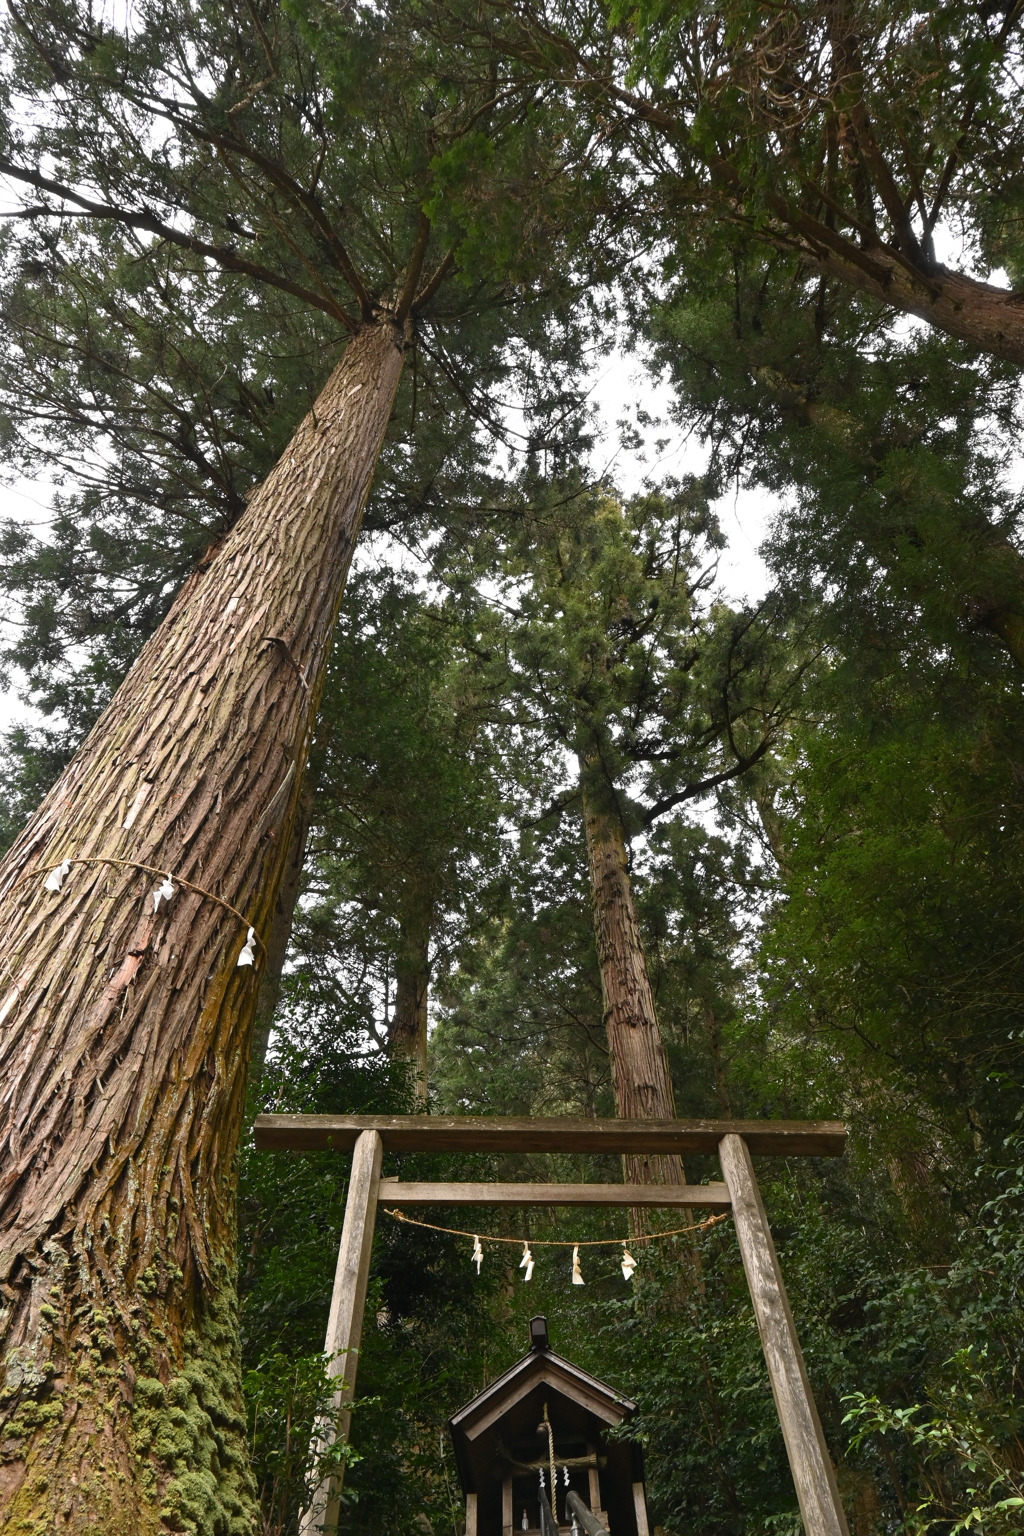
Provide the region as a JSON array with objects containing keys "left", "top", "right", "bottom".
[
  {"left": 442, "top": 478, "right": 807, "bottom": 1177},
  {"left": 0, "top": 1, "right": 614, "bottom": 1524},
  {"left": 273, "top": 567, "right": 512, "bottom": 1097},
  {"left": 647, "top": 246, "right": 1024, "bottom": 675},
  {"left": 455, "top": 0, "right": 1024, "bottom": 361}
]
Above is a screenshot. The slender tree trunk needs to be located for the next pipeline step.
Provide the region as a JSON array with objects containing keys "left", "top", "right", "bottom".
[
  {"left": 0, "top": 317, "right": 407, "bottom": 1533},
  {"left": 250, "top": 783, "right": 312, "bottom": 1080},
  {"left": 885, "top": 1147, "right": 945, "bottom": 1246},
  {"left": 388, "top": 897, "right": 431, "bottom": 1106},
  {"left": 579, "top": 762, "right": 685, "bottom": 1187},
  {"left": 753, "top": 783, "right": 793, "bottom": 878},
  {"left": 702, "top": 1002, "right": 733, "bottom": 1118}
]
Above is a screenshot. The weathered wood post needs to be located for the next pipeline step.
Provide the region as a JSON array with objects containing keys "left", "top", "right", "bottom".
[
  {"left": 300, "top": 1127, "right": 383, "bottom": 1536},
  {"left": 718, "top": 1133, "right": 850, "bottom": 1536},
  {"left": 254, "top": 1115, "right": 850, "bottom": 1536}
]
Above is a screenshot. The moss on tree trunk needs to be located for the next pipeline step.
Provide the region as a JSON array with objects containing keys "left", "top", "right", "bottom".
[{"left": 0, "top": 319, "right": 407, "bottom": 1531}]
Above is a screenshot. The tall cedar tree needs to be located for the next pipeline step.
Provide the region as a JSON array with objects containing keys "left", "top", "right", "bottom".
[
  {"left": 459, "top": 0, "right": 1024, "bottom": 361},
  {"left": 0, "top": 3, "right": 602, "bottom": 807},
  {"left": 457, "top": 483, "right": 807, "bottom": 1179},
  {"left": 0, "top": 1, "right": 609, "bottom": 1527},
  {"left": 282, "top": 570, "right": 508, "bottom": 1098}
]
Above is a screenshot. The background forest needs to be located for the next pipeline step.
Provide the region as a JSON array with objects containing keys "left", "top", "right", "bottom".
[{"left": 2, "top": 1, "right": 1024, "bottom": 1534}]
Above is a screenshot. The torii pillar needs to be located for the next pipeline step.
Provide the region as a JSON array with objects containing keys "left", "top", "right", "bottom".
[{"left": 254, "top": 1114, "right": 851, "bottom": 1536}]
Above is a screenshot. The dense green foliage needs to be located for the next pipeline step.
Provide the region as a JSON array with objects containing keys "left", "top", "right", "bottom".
[
  {"left": 230, "top": 433, "right": 1024, "bottom": 1535},
  {"left": 0, "top": 0, "right": 613, "bottom": 800},
  {"left": 286, "top": 566, "right": 513, "bottom": 1050},
  {"left": 445, "top": 479, "right": 805, "bottom": 829},
  {"left": 453, "top": 0, "right": 1024, "bottom": 362},
  {"left": 611, "top": 0, "right": 1024, "bottom": 280},
  {"left": 3, "top": 4, "right": 1024, "bottom": 1535},
  {"left": 647, "top": 245, "right": 1024, "bottom": 671}
]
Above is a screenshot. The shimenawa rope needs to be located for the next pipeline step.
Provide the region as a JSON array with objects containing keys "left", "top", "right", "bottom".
[{"left": 383, "top": 1207, "right": 729, "bottom": 1246}]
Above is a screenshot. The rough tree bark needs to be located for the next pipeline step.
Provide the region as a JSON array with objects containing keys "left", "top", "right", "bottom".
[
  {"left": 781, "top": 231, "right": 1024, "bottom": 370},
  {"left": 0, "top": 317, "right": 407, "bottom": 1534},
  {"left": 250, "top": 785, "right": 312, "bottom": 1080},
  {"left": 388, "top": 898, "right": 432, "bottom": 1106},
  {"left": 578, "top": 761, "right": 685, "bottom": 1188},
  {"left": 707, "top": 134, "right": 1024, "bottom": 366}
]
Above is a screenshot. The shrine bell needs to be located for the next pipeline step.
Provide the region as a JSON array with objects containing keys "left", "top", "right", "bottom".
[{"left": 448, "top": 1317, "right": 650, "bottom": 1536}]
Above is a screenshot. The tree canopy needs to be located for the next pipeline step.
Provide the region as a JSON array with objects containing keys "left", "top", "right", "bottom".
[
  {"left": 2, "top": 2, "right": 1024, "bottom": 1534},
  {"left": 461, "top": 0, "right": 1024, "bottom": 358},
  {"left": 0, "top": 0, "right": 615, "bottom": 751}
]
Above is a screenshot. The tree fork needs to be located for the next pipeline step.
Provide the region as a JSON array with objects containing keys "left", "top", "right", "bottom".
[{"left": 0, "top": 317, "right": 407, "bottom": 1532}]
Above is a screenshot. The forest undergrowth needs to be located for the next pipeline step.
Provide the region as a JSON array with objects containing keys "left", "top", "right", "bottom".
[{"left": 2, "top": 2, "right": 1024, "bottom": 1529}]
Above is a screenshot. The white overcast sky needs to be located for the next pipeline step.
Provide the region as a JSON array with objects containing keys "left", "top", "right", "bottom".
[
  {"left": 0, "top": 342, "right": 774, "bottom": 738},
  {"left": 585, "top": 345, "right": 773, "bottom": 603}
]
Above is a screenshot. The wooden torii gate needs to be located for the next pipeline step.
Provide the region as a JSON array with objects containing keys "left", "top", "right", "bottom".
[{"left": 254, "top": 1114, "right": 851, "bottom": 1536}]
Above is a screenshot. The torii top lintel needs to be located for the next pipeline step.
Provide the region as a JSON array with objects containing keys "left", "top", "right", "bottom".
[{"left": 253, "top": 1114, "right": 847, "bottom": 1158}]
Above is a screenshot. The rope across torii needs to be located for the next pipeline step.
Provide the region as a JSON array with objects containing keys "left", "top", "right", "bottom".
[{"left": 253, "top": 1115, "right": 851, "bottom": 1536}]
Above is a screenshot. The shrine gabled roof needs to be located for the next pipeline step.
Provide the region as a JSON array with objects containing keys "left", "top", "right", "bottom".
[
  {"left": 450, "top": 1346, "right": 636, "bottom": 1441},
  {"left": 448, "top": 1344, "right": 637, "bottom": 1496}
]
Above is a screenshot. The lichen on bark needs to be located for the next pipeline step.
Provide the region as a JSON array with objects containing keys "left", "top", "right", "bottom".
[
  {"left": 1, "top": 1248, "right": 257, "bottom": 1535},
  {"left": 0, "top": 319, "right": 408, "bottom": 1528}
]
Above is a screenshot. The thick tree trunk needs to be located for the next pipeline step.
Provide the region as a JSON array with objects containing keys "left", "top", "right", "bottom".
[
  {"left": 967, "top": 535, "right": 1024, "bottom": 668},
  {"left": 986, "top": 606, "right": 1024, "bottom": 669},
  {"left": 579, "top": 764, "right": 685, "bottom": 1187},
  {"left": 250, "top": 784, "right": 312, "bottom": 1080},
  {"left": 388, "top": 899, "right": 431, "bottom": 1106},
  {"left": 0, "top": 318, "right": 406, "bottom": 1533},
  {"left": 776, "top": 231, "right": 1024, "bottom": 367}
]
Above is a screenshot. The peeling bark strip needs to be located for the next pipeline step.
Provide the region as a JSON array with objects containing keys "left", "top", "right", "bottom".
[
  {"left": 580, "top": 772, "right": 685, "bottom": 1189},
  {"left": 0, "top": 318, "right": 406, "bottom": 1532}
]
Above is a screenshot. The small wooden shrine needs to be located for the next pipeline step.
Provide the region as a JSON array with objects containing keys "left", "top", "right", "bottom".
[
  {"left": 449, "top": 1316, "right": 648, "bottom": 1536},
  {"left": 254, "top": 1113, "right": 852, "bottom": 1536}
]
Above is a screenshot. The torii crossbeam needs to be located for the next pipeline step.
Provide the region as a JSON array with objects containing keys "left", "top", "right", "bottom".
[{"left": 253, "top": 1115, "right": 850, "bottom": 1536}]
